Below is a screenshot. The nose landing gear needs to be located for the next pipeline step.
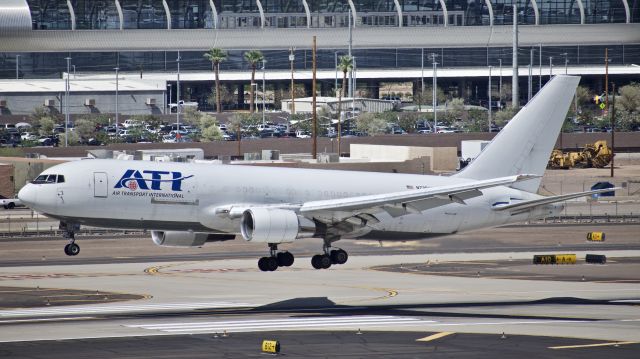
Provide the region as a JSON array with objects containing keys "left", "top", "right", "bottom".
[{"left": 60, "top": 222, "right": 80, "bottom": 256}]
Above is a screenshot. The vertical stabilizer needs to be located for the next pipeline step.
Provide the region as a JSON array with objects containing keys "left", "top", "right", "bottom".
[{"left": 455, "top": 75, "right": 580, "bottom": 193}]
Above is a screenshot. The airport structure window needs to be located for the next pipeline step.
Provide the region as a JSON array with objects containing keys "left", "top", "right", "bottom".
[
  {"left": 491, "top": 0, "right": 537, "bottom": 25},
  {"left": 2, "top": 44, "right": 640, "bottom": 79},
  {"left": 217, "top": 0, "right": 261, "bottom": 28},
  {"left": 27, "top": 0, "right": 72, "bottom": 30},
  {"left": 261, "top": 0, "right": 307, "bottom": 28},
  {"left": 584, "top": 0, "right": 628, "bottom": 23},
  {"left": 69, "top": 0, "right": 120, "bottom": 29},
  {"left": 538, "top": 0, "right": 581, "bottom": 24},
  {"left": 121, "top": 0, "right": 168, "bottom": 29},
  {"left": 167, "top": 0, "right": 214, "bottom": 28}
]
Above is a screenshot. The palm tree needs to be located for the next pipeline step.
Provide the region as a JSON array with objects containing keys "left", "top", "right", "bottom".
[
  {"left": 244, "top": 50, "right": 264, "bottom": 113},
  {"left": 204, "top": 48, "right": 227, "bottom": 113},
  {"left": 336, "top": 55, "right": 353, "bottom": 155}
]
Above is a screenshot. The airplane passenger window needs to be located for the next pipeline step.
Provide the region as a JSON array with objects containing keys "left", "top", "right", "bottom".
[{"left": 57, "top": 175, "right": 65, "bottom": 183}]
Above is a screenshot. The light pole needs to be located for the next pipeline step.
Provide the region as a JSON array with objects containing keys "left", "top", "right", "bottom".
[
  {"left": 262, "top": 59, "right": 267, "bottom": 125},
  {"left": 528, "top": 48, "right": 533, "bottom": 101},
  {"left": 15, "top": 55, "right": 20, "bottom": 80},
  {"left": 498, "top": 58, "right": 502, "bottom": 105},
  {"left": 289, "top": 48, "right": 295, "bottom": 114},
  {"left": 167, "top": 83, "right": 171, "bottom": 114},
  {"left": 65, "top": 57, "right": 71, "bottom": 147},
  {"left": 114, "top": 67, "right": 119, "bottom": 136},
  {"left": 431, "top": 53, "right": 438, "bottom": 133},
  {"left": 72, "top": 65, "right": 76, "bottom": 79},
  {"left": 176, "top": 52, "right": 181, "bottom": 137},
  {"left": 488, "top": 65, "right": 493, "bottom": 132},
  {"left": 420, "top": 48, "right": 424, "bottom": 111},
  {"left": 549, "top": 56, "right": 553, "bottom": 78},
  {"left": 334, "top": 51, "right": 338, "bottom": 95},
  {"left": 562, "top": 52, "right": 568, "bottom": 74}
]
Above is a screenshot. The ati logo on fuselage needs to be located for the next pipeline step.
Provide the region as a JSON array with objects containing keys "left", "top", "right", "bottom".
[{"left": 114, "top": 170, "right": 194, "bottom": 191}]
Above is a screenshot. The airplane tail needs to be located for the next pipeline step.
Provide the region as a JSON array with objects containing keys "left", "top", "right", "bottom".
[{"left": 455, "top": 75, "right": 580, "bottom": 193}]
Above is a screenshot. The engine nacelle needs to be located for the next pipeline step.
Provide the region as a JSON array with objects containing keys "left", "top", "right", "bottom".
[
  {"left": 240, "top": 208, "right": 314, "bottom": 243},
  {"left": 151, "top": 231, "right": 235, "bottom": 247}
]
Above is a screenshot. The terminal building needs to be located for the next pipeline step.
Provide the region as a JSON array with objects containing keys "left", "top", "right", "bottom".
[{"left": 0, "top": 0, "right": 639, "bottom": 114}]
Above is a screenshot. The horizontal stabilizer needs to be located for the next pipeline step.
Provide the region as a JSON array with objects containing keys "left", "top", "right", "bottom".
[{"left": 492, "top": 188, "right": 619, "bottom": 213}]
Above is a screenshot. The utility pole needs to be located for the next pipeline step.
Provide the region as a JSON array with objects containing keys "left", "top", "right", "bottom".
[
  {"left": 312, "top": 36, "right": 317, "bottom": 160},
  {"left": 431, "top": 53, "right": 438, "bottom": 133},
  {"left": 512, "top": 4, "right": 519, "bottom": 109},
  {"left": 114, "top": 66, "right": 119, "bottom": 139},
  {"left": 289, "top": 48, "right": 296, "bottom": 114},
  {"left": 65, "top": 57, "right": 71, "bottom": 147},
  {"left": 348, "top": 9, "right": 353, "bottom": 98},
  {"left": 488, "top": 65, "right": 493, "bottom": 132},
  {"left": 262, "top": 59, "right": 266, "bottom": 125},
  {"left": 610, "top": 82, "right": 616, "bottom": 178}
]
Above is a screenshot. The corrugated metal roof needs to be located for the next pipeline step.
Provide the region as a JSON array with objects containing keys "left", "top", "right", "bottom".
[{"left": 0, "top": 24, "right": 638, "bottom": 52}]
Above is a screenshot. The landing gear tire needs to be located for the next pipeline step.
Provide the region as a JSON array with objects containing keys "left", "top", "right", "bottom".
[
  {"left": 312, "top": 254, "right": 332, "bottom": 269},
  {"left": 311, "top": 254, "right": 323, "bottom": 269},
  {"left": 330, "top": 249, "right": 348, "bottom": 265},
  {"left": 276, "top": 251, "right": 294, "bottom": 267},
  {"left": 64, "top": 243, "right": 80, "bottom": 256},
  {"left": 258, "top": 256, "right": 279, "bottom": 272}
]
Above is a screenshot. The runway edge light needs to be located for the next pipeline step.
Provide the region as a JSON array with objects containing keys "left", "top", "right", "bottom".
[{"left": 262, "top": 340, "right": 280, "bottom": 354}]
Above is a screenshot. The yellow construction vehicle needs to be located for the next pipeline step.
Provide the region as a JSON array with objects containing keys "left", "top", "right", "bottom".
[{"left": 547, "top": 140, "right": 613, "bottom": 169}]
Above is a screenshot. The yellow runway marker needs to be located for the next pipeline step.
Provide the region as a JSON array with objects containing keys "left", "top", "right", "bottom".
[
  {"left": 416, "top": 332, "right": 455, "bottom": 342},
  {"left": 549, "top": 341, "right": 638, "bottom": 349}
]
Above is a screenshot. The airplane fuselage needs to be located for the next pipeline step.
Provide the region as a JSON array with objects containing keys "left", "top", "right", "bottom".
[{"left": 18, "top": 159, "right": 561, "bottom": 240}]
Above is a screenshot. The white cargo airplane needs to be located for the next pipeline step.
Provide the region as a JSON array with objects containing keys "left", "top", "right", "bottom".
[{"left": 18, "top": 76, "right": 609, "bottom": 271}]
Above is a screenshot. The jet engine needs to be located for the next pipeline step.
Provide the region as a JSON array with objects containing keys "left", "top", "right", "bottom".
[
  {"left": 151, "top": 231, "right": 235, "bottom": 247},
  {"left": 240, "top": 208, "right": 315, "bottom": 243}
]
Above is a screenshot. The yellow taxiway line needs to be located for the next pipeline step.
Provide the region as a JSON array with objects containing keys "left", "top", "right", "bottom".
[
  {"left": 549, "top": 341, "right": 638, "bottom": 349},
  {"left": 416, "top": 332, "right": 455, "bottom": 342}
]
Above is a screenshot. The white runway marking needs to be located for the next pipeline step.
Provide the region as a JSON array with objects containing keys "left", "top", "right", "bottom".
[
  {"left": 0, "top": 301, "right": 252, "bottom": 318},
  {"left": 126, "top": 315, "right": 430, "bottom": 333}
]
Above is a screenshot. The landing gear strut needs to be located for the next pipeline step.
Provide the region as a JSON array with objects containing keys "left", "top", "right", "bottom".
[
  {"left": 311, "top": 238, "right": 348, "bottom": 270},
  {"left": 60, "top": 222, "right": 80, "bottom": 256},
  {"left": 257, "top": 244, "right": 294, "bottom": 272}
]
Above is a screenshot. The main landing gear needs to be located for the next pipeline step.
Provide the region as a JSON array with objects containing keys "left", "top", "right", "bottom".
[
  {"left": 258, "top": 244, "right": 295, "bottom": 272},
  {"left": 60, "top": 222, "right": 80, "bottom": 256},
  {"left": 311, "top": 241, "right": 348, "bottom": 270},
  {"left": 311, "top": 248, "right": 348, "bottom": 270}
]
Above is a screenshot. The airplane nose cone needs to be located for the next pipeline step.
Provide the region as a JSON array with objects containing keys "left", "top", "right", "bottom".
[{"left": 18, "top": 184, "right": 36, "bottom": 207}]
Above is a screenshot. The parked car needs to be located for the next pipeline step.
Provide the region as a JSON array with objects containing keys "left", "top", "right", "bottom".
[{"left": 0, "top": 198, "right": 22, "bottom": 209}]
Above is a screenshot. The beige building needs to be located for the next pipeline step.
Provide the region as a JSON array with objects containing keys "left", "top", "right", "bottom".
[{"left": 349, "top": 144, "right": 458, "bottom": 172}]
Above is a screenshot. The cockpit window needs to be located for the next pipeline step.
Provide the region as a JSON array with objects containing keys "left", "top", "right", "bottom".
[{"left": 32, "top": 174, "right": 65, "bottom": 184}]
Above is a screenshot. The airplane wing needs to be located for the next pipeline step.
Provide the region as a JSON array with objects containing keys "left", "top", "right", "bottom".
[
  {"left": 300, "top": 174, "right": 538, "bottom": 222},
  {"left": 491, "top": 188, "right": 619, "bottom": 214},
  {"left": 214, "top": 174, "right": 537, "bottom": 223}
]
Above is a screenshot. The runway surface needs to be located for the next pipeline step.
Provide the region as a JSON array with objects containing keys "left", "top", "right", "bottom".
[{"left": 0, "top": 224, "right": 639, "bottom": 357}]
